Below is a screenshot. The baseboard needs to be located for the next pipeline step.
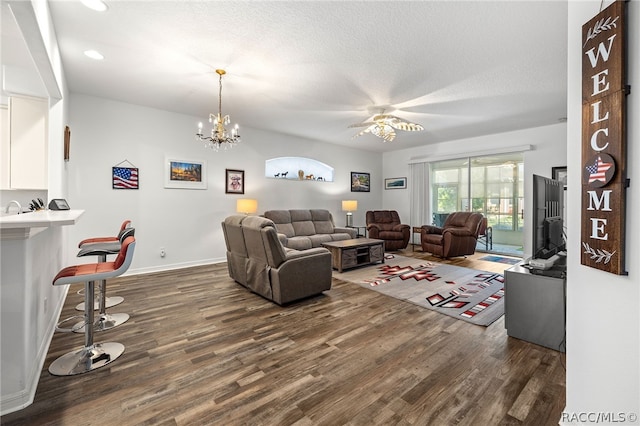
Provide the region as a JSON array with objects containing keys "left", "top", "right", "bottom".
[{"left": 124, "top": 257, "right": 227, "bottom": 276}]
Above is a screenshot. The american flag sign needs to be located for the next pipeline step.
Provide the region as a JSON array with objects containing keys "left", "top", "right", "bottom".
[
  {"left": 113, "top": 167, "right": 139, "bottom": 189},
  {"left": 585, "top": 156, "right": 612, "bottom": 184}
]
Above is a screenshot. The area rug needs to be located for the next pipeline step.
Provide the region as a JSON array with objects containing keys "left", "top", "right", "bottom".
[
  {"left": 333, "top": 255, "right": 504, "bottom": 326},
  {"left": 479, "top": 255, "right": 521, "bottom": 265}
]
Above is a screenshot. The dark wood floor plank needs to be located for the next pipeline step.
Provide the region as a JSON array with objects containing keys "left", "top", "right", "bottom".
[{"left": 1, "top": 252, "right": 565, "bottom": 425}]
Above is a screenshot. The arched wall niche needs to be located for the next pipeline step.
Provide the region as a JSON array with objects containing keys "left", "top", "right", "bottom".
[{"left": 265, "top": 157, "right": 334, "bottom": 182}]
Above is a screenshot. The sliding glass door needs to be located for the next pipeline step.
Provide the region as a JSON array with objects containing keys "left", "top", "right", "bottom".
[{"left": 430, "top": 152, "right": 524, "bottom": 256}]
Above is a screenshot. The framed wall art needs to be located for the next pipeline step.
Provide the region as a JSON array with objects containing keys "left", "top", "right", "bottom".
[
  {"left": 112, "top": 163, "right": 139, "bottom": 190},
  {"left": 225, "top": 169, "right": 244, "bottom": 194},
  {"left": 385, "top": 177, "right": 407, "bottom": 190},
  {"left": 164, "top": 158, "right": 207, "bottom": 189},
  {"left": 351, "top": 172, "right": 370, "bottom": 192},
  {"left": 552, "top": 166, "right": 567, "bottom": 189}
]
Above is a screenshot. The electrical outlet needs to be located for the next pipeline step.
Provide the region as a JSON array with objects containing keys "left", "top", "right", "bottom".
[{"left": 160, "top": 247, "right": 166, "bottom": 258}]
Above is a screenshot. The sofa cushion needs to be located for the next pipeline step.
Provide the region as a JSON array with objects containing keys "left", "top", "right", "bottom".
[
  {"left": 330, "top": 233, "right": 354, "bottom": 242},
  {"left": 264, "top": 210, "right": 296, "bottom": 237},
  {"left": 378, "top": 230, "right": 404, "bottom": 241},
  {"left": 286, "top": 236, "right": 313, "bottom": 250},
  {"left": 446, "top": 212, "right": 470, "bottom": 228},
  {"left": 371, "top": 210, "right": 397, "bottom": 224},
  {"left": 310, "top": 209, "right": 334, "bottom": 234},
  {"left": 290, "top": 210, "right": 316, "bottom": 236},
  {"left": 308, "top": 234, "right": 332, "bottom": 247}
]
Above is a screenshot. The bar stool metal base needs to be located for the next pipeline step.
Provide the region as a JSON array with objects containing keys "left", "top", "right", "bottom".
[
  {"left": 76, "top": 296, "right": 124, "bottom": 311},
  {"left": 73, "top": 313, "right": 130, "bottom": 333},
  {"left": 48, "top": 342, "right": 125, "bottom": 376}
]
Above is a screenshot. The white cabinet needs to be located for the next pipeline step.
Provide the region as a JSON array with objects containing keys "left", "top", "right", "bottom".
[
  {"left": 1, "top": 106, "right": 9, "bottom": 188},
  {"left": 0, "top": 96, "right": 48, "bottom": 190}
]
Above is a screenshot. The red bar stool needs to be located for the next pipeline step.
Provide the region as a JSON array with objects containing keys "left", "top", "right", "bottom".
[
  {"left": 72, "top": 229, "right": 134, "bottom": 332},
  {"left": 75, "top": 220, "right": 134, "bottom": 311},
  {"left": 78, "top": 220, "right": 131, "bottom": 246},
  {"left": 49, "top": 236, "right": 136, "bottom": 376}
]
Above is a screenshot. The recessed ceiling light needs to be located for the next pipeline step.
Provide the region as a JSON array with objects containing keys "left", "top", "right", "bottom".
[
  {"left": 81, "top": 0, "right": 108, "bottom": 12},
  {"left": 84, "top": 50, "right": 104, "bottom": 60}
]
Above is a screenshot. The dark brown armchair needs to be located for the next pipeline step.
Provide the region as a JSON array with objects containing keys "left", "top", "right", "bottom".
[
  {"left": 366, "top": 210, "right": 410, "bottom": 251},
  {"left": 421, "top": 212, "right": 484, "bottom": 258}
]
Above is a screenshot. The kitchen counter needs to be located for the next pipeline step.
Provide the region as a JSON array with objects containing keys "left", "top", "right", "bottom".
[
  {"left": 0, "top": 209, "right": 84, "bottom": 240},
  {"left": 0, "top": 208, "right": 84, "bottom": 414}
]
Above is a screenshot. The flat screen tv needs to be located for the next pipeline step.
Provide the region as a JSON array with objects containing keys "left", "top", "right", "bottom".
[{"left": 532, "top": 174, "right": 565, "bottom": 259}]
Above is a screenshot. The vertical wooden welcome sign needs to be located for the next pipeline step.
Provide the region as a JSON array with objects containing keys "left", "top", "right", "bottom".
[{"left": 581, "top": 0, "right": 628, "bottom": 275}]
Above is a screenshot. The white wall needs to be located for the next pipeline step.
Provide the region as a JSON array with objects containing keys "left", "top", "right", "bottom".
[
  {"left": 381, "top": 123, "right": 567, "bottom": 257},
  {"left": 66, "top": 94, "right": 382, "bottom": 273},
  {"left": 564, "top": 1, "right": 639, "bottom": 423}
]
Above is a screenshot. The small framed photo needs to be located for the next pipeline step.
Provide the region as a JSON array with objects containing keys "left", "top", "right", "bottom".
[
  {"left": 385, "top": 177, "right": 407, "bottom": 190},
  {"left": 552, "top": 166, "right": 567, "bottom": 190},
  {"left": 351, "top": 172, "right": 370, "bottom": 192},
  {"left": 165, "top": 158, "right": 207, "bottom": 189},
  {"left": 225, "top": 169, "right": 245, "bottom": 194}
]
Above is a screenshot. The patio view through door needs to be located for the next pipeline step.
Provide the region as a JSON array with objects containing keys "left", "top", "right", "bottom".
[{"left": 430, "top": 152, "right": 524, "bottom": 256}]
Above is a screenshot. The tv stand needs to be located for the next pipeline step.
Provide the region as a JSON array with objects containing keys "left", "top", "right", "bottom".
[{"left": 504, "top": 261, "right": 566, "bottom": 352}]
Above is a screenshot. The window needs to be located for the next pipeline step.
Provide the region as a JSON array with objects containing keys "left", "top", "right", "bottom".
[{"left": 430, "top": 152, "right": 524, "bottom": 253}]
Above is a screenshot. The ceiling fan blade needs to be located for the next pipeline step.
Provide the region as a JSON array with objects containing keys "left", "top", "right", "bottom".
[
  {"left": 351, "top": 127, "right": 372, "bottom": 139},
  {"left": 348, "top": 121, "right": 375, "bottom": 128},
  {"left": 392, "top": 122, "right": 424, "bottom": 132}
]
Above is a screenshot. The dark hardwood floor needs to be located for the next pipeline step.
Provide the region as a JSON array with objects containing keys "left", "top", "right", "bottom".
[{"left": 1, "top": 250, "right": 565, "bottom": 425}]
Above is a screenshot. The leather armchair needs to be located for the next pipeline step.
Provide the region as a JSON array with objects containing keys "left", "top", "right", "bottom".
[
  {"left": 366, "top": 210, "right": 410, "bottom": 251},
  {"left": 421, "top": 212, "right": 484, "bottom": 258}
]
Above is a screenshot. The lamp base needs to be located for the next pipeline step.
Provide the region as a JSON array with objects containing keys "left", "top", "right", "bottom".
[{"left": 346, "top": 213, "right": 353, "bottom": 228}]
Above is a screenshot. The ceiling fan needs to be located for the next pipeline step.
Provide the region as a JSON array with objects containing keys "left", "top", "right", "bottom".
[{"left": 349, "top": 110, "right": 424, "bottom": 142}]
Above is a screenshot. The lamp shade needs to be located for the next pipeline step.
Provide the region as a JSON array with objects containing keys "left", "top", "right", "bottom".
[
  {"left": 342, "top": 200, "right": 357, "bottom": 212},
  {"left": 236, "top": 199, "right": 258, "bottom": 214}
]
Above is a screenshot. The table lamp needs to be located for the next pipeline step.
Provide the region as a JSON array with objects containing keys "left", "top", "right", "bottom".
[
  {"left": 237, "top": 199, "right": 258, "bottom": 215},
  {"left": 341, "top": 200, "right": 357, "bottom": 227}
]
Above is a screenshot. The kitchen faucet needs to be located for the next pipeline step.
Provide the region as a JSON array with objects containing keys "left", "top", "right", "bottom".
[{"left": 5, "top": 200, "right": 22, "bottom": 214}]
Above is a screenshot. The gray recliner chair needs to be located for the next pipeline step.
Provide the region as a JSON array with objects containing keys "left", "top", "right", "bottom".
[{"left": 221, "top": 215, "right": 333, "bottom": 305}]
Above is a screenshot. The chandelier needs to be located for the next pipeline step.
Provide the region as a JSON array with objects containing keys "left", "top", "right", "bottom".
[{"left": 196, "top": 69, "right": 241, "bottom": 151}]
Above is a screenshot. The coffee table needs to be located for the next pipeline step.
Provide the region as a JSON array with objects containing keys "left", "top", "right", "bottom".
[{"left": 322, "top": 238, "right": 385, "bottom": 272}]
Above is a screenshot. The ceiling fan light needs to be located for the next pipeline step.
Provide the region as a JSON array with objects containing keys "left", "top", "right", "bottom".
[{"left": 350, "top": 110, "right": 421, "bottom": 142}]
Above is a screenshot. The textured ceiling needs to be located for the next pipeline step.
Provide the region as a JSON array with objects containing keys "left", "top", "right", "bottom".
[{"left": 5, "top": 1, "right": 568, "bottom": 153}]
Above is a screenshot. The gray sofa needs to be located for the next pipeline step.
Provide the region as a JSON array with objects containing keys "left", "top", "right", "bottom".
[
  {"left": 221, "top": 215, "right": 333, "bottom": 305},
  {"left": 263, "top": 209, "right": 357, "bottom": 250}
]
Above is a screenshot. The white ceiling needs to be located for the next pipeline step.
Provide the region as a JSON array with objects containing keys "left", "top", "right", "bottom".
[{"left": 4, "top": 0, "right": 568, "bottom": 153}]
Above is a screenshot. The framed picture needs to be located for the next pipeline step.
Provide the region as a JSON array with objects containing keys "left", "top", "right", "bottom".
[
  {"left": 112, "top": 166, "right": 139, "bottom": 190},
  {"left": 351, "top": 172, "right": 370, "bottom": 192},
  {"left": 164, "top": 158, "right": 207, "bottom": 189},
  {"left": 385, "top": 177, "right": 407, "bottom": 190},
  {"left": 552, "top": 166, "right": 567, "bottom": 189},
  {"left": 225, "top": 169, "right": 245, "bottom": 194}
]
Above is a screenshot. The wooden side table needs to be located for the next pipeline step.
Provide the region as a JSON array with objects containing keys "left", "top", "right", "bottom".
[
  {"left": 346, "top": 225, "right": 367, "bottom": 238},
  {"left": 412, "top": 226, "right": 423, "bottom": 251}
]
